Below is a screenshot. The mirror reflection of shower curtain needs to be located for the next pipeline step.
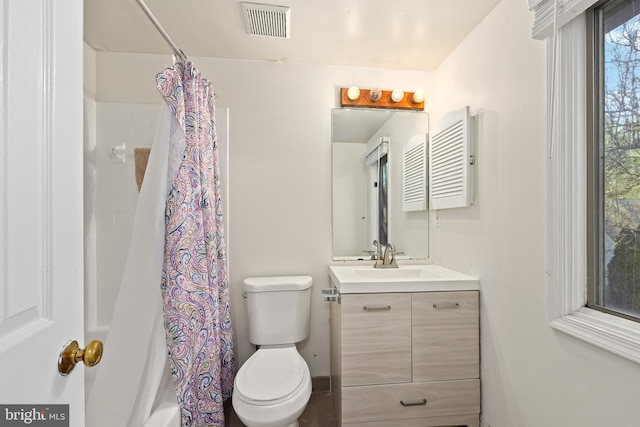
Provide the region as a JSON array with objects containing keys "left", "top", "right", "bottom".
[
  {"left": 367, "top": 155, "right": 378, "bottom": 249},
  {"left": 378, "top": 154, "right": 388, "bottom": 245},
  {"left": 366, "top": 142, "right": 389, "bottom": 249}
]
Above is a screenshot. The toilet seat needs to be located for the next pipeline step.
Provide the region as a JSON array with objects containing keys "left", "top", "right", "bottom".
[{"left": 234, "top": 346, "right": 308, "bottom": 406}]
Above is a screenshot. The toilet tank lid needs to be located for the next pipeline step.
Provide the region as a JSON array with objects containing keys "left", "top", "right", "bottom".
[{"left": 243, "top": 275, "right": 313, "bottom": 292}]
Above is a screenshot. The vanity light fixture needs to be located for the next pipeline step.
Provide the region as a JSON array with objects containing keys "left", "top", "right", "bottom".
[
  {"left": 412, "top": 90, "right": 425, "bottom": 104},
  {"left": 340, "top": 87, "right": 424, "bottom": 111},
  {"left": 347, "top": 86, "right": 360, "bottom": 100},
  {"left": 391, "top": 89, "right": 404, "bottom": 103},
  {"left": 369, "top": 88, "right": 382, "bottom": 102}
]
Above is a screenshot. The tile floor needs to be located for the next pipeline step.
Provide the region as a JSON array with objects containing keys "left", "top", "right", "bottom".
[{"left": 225, "top": 391, "right": 338, "bottom": 427}]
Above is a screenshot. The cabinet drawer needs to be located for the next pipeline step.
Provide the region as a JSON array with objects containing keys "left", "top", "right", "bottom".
[
  {"left": 341, "top": 379, "right": 480, "bottom": 424},
  {"left": 341, "top": 293, "right": 412, "bottom": 386},
  {"left": 412, "top": 291, "right": 479, "bottom": 382}
]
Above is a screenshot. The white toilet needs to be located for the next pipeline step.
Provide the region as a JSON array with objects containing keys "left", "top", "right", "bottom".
[{"left": 232, "top": 275, "right": 313, "bottom": 427}]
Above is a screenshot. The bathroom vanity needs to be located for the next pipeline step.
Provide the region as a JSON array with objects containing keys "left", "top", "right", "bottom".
[{"left": 328, "top": 264, "right": 480, "bottom": 427}]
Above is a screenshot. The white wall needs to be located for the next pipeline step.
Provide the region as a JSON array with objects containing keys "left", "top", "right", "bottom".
[
  {"left": 94, "top": 102, "right": 160, "bottom": 325},
  {"left": 332, "top": 142, "right": 368, "bottom": 257},
  {"left": 84, "top": 40, "right": 162, "bottom": 337},
  {"left": 88, "top": 50, "right": 431, "bottom": 377},
  {"left": 428, "top": 0, "right": 640, "bottom": 425}
]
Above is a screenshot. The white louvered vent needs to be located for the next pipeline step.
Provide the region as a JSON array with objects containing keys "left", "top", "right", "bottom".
[
  {"left": 403, "top": 134, "right": 427, "bottom": 211},
  {"left": 429, "top": 106, "right": 474, "bottom": 210},
  {"left": 242, "top": 3, "right": 291, "bottom": 38}
]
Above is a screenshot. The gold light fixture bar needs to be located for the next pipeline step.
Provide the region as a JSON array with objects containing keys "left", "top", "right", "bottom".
[{"left": 340, "top": 87, "right": 424, "bottom": 111}]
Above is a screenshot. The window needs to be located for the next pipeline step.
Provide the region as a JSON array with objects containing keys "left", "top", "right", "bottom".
[
  {"left": 589, "top": 0, "right": 640, "bottom": 323},
  {"left": 542, "top": 5, "right": 640, "bottom": 364}
]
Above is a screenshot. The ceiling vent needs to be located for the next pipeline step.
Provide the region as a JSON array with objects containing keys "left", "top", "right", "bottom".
[{"left": 242, "top": 3, "right": 291, "bottom": 38}]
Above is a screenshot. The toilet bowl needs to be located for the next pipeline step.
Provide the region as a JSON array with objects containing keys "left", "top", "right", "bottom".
[
  {"left": 232, "top": 275, "right": 313, "bottom": 427},
  {"left": 232, "top": 346, "right": 312, "bottom": 427}
]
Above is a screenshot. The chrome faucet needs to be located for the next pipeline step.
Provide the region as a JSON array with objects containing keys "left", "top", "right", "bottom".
[
  {"left": 374, "top": 243, "right": 398, "bottom": 268},
  {"left": 372, "top": 240, "right": 383, "bottom": 261}
]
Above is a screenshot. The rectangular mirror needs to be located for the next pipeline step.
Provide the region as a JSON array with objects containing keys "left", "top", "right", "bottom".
[{"left": 332, "top": 108, "right": 429, "bottom": 260}]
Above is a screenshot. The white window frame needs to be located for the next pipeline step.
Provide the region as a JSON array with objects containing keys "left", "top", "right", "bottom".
[{"left": 547, "top": 12, "right": 640, "bottom": 364}]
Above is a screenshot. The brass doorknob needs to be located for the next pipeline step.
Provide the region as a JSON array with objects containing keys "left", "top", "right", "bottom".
[{"left": 57, "top": 339, "right": 103, "bottom": 376}]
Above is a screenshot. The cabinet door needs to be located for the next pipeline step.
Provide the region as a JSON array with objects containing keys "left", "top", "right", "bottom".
[
  {"left": 341, "top": 379, "right": 480, "bottom": 425},
  {"left": 341, "top": 293, "right": 412, "bottom": 386},
  {"left": 412, "top": 291, "right": 479, "bottom": 382}
]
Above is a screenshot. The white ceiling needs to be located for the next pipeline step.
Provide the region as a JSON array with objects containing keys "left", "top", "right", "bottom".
[{"left": 84, "top": 0, "right": 501, "bottom": 71}]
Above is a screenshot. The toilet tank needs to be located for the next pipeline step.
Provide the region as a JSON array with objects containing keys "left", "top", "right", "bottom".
[{"left": 242, "top": 275, "right": 313, "bottom": 346}]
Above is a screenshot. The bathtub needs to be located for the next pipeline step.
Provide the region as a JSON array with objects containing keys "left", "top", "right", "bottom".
[
  {"left": 143, "top": 381, "right": 180, "bottom": 427},
  {"left": 86, "top": 362, "right": 180, "bottom": 427}
]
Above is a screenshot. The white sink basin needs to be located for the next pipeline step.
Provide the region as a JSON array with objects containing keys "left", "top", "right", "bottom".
[
  {"left": 353, "top": 267, "right": 440, "bottom": 280},
  {"left": 329, "top": 264, "right": 479, "bottom": 294}
]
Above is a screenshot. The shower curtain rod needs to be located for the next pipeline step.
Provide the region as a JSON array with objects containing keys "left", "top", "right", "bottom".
[{"left": 135, "top": 0, "right": 187, "bottom": 62}]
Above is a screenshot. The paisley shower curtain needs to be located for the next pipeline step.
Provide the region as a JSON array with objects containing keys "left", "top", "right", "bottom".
[{"left": 156, "top": 62, "right": 235, "bottom": 427}]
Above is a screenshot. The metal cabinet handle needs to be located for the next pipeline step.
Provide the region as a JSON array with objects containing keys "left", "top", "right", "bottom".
[
  {"left": 400, "top": 398, "right": 427, "bottom": 407},
  {"left": 363, "top": 305, "right": 391, "bottom": 311},
  {"left": 432, "top": 302, "right": 460, "bottom": 310}
]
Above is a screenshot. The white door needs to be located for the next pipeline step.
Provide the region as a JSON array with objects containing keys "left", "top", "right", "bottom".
[{"left": 0, "top": 0, "right": 86, "bottom": 425}]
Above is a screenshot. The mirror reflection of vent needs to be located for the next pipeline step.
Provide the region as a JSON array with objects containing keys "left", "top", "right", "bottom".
[
  {"left": 403, "top": 135, "right": 428, "bottom": 211},
  {"left": 429, "top": 106, "right": 474, "bottom": 210},
  {"left": 242, "top": 3, "right": 291, "bottom": 38}
]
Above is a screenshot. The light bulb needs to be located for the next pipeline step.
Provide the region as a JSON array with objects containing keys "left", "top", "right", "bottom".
[
  {"left": 369, "top": 88, "right": 382, "bottom": 102},
  {"left": 412, "top": 90, "right": 425, "bottom": 103},
  {"left": 391, "top": 89, "right": 404, "bottom": 103},
  {"left": 347, "top": 86, "right": 360, "bottom": 101}
]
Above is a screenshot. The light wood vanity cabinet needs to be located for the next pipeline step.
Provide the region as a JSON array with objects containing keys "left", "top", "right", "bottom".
[
  {"left": 330, "top": 289, "right": 480, "bottom": 427},
  {"left": 342, "top": 293, "right": 412, "bottom": 386}
]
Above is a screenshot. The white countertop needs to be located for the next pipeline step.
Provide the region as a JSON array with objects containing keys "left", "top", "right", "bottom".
[{"left": 329, "top": 264, "right": 479, "bottom": 294}]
